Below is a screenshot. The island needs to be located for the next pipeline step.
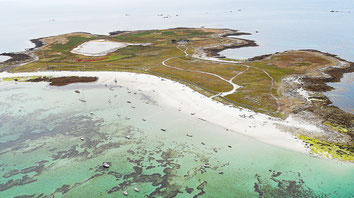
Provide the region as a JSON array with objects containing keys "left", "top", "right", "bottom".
[{"left": 0, "top": 28, "right": 353, "bottom": 162}]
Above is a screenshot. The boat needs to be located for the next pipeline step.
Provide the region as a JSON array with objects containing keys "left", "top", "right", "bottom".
[
  {"left": 79, "top": 91, "right": 87, "bottom": 102},
  {"left": 161, "top": 128, "right": 166, "bottom": 132},
  {"left": 80, "top": 137, "right": 85, "bottom": 141},
  {"left": 103, "top": 162, "right": 110, "bottom": 168},
  {"left": 186, "top": 133, "right": 193, "bottom": 137}
]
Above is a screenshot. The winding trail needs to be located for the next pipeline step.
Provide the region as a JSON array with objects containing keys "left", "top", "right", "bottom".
[
  {"left": 210, "top": 66, "right": 249, "bottom": 99},
  {"left": 240, "top": 64, "right": 280, "bottom": 111},
  {"left": 160, "top": 44, "right": 280, "bottom": 112}
]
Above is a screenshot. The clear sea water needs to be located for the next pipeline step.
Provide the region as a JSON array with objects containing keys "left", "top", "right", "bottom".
[
  {"left": 325, "top": 73, "right": 354, "bottom": 113},
  {"left": 0, "top": 82, "right": 353, "bottom": 197}
]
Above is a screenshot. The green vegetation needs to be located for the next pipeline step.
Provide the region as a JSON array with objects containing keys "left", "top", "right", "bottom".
[
  {"left": 10, "top": 28, "right": 338, "bottom": 115},
  {"left": 298, "top": 135, "right": 354, "bottom": 162},
  {"left": 52, "top": 36, "right": 93, "bottom": 51},
  {"left": 5, "top": 28, "right": 352, "bottom": 161},
  {"left": 2, "top": 76, "right": 50, "bottom": 82},
  {"left": 324, "top": 121, "right": 349, "bottom": 133}
]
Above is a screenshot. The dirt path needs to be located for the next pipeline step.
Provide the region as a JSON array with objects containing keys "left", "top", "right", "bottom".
[{"left": 161, "top": 44, "right": 280, "bottom": 111}]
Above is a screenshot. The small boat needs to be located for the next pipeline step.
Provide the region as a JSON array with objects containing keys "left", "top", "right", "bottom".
[
  {"left": 186, "top": 133, "right": 193, "bottom": 137},
  {"left": 80, "top": 137, "right": 85, "bottom": 141},
  {"left": 123, "top": 191, "right": 128, "bottom": 196},
  {"left": 142, "top": 118, "right": 146, "bottom": 121},
  {"left": 228, "top": 145, "right": 232, "bottom": 148},
  {"left": 75, "top": 90, "right": 80, "bottom": 93},
  {"left": 79, "top": 91, "right": 87, "bottom": 102},
  {"left": 125, "top": 135, "right": 131, "bottom": 139},
  {"left": 203, "top": 164, "right": 210, "bottom": 168},
  {"left": 127, "top": 101, "right": 131, "bottom": 103},
  {"left": 103, "top": 162, "right": 110, "bottom": 168},
  {"left": 134, "top": 187, "right": 139, "bottom": 192},
  {"left": 90, "top": 112, "right": 94, "bottom": 115},
  {"left": 161, "top": 128, "right": 166, "bottom": 132},
  {"left": 131, "top": 106, "right": 135, "bottom": 109}
]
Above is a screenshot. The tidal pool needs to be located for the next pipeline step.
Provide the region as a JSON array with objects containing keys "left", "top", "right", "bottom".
[
  {"left": 325, "top": 72, "right": 354, "bottom": 114},
  {"left": 0, "top": 81, "right": 353, "bottom": 197}
]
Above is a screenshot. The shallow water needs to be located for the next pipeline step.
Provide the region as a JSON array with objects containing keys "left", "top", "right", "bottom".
[
  {"left": 325, "top": 72, "right": 354, "bottom": 113},
  {"left": 0, "top": 56, "right": 10, "bottom": 63},
  {"left": 0, "top": 81, "right": 353, "bottom": 197}
]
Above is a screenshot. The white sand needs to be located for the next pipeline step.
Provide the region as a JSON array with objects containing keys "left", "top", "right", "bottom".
[
  {"left": 70, "top": 39, "right": 151, "bottom": 56},
  {"left": 0, "top": 71, "right": 320, "bottom": 153}
]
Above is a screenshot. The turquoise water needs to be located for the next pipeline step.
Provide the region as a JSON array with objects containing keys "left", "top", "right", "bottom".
[{"left": 0, "top": 81, "right": 353, "bottom": 197}]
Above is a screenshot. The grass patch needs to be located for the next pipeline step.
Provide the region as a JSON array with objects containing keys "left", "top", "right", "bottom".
[
  {"left": 2, "top": 76, "right": 50, "bottom": 82},
  {"left": 52, "top": 36, "right": 93, "bottom": 51}
]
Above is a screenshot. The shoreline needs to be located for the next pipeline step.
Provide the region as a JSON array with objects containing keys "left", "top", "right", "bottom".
[
  {"left": 0, "top": 28, "right": 352, "bottom": 161},
  {"left": 0, "top": 70, "right": 310, "bottom": 154}
]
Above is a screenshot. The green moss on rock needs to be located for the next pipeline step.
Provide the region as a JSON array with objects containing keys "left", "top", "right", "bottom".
[{"left": 298, "top": 135, "right": 354, "bottom": 162}]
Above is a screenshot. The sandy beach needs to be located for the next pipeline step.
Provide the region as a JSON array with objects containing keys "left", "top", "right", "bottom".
[{"left": 0, "top": 71, "right": 321, "bottom": 153}]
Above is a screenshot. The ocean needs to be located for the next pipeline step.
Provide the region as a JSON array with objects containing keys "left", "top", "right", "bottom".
[{"left": 0, "top": 81, "right": 353, "bottom": 197}]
